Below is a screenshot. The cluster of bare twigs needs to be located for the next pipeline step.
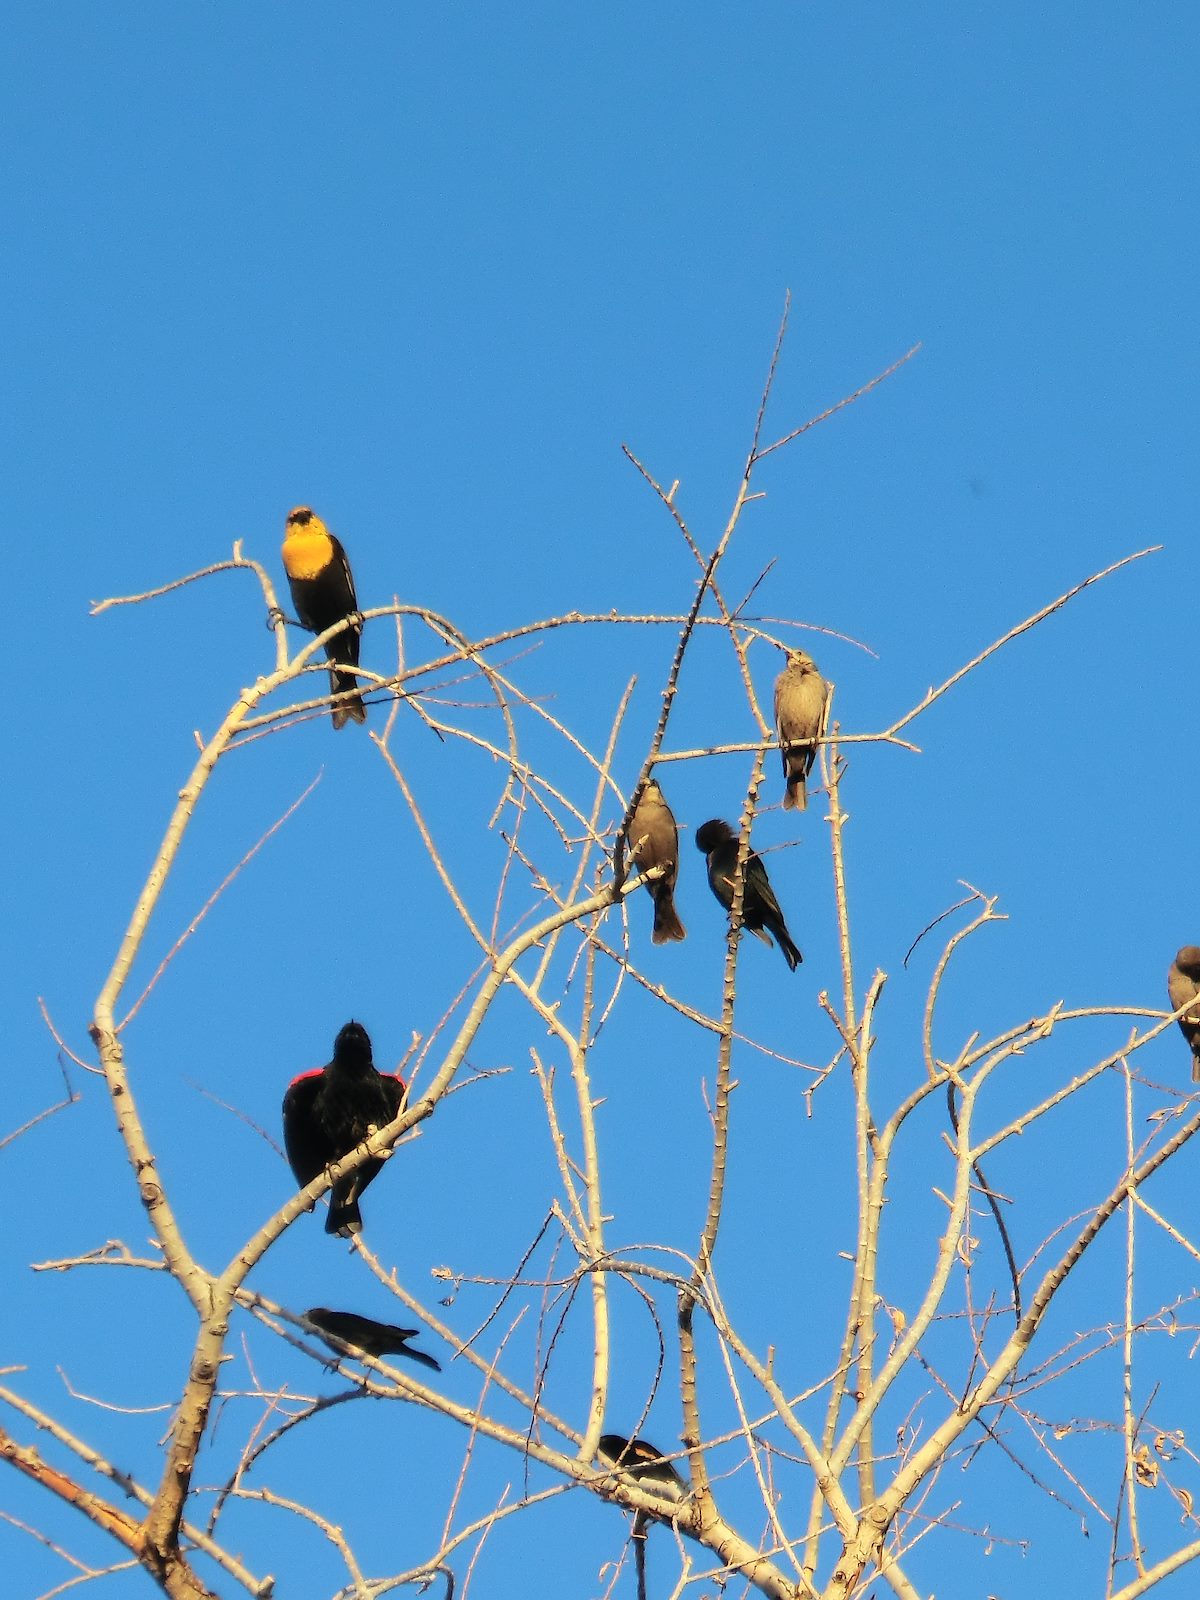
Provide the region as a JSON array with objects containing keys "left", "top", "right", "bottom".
[{"left": 5, "top": 302, "right": 1196, "bottom": 1600}]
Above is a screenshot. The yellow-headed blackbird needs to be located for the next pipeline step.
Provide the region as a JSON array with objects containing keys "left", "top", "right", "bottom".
[
  {"left": 694, "top": 818, "right": 802, "bottom": 970},
  {"left": 281, "top": 506, "right": 367, "bottom": 728},
  {"left": 626, "top": 779, "right": 686, "bottom": 944},
  {"left": 282, "top": 1022, "right": 406, "bottom": 1235},
  {"left": 304, "top": 1307, "right": 441, "bottom": 1371},
  {"left": 1168, "top": 947, "right": 1200, "bottom": 1081},
  {"left": 773, "top": 648, "right": 829, "bottom": 811},
  {"left": 597, "top": 1434, "right": 688, "bottom": 1503}
]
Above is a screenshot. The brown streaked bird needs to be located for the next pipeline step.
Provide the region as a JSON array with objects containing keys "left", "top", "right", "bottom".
[
  {"left": 694, "top": 817, "right": 802, "bottom": 970},
  {"left": 626, "top": 779, "right": 685, "bottom": 944},
  {"left": 304, "top": 1308, "right": 441, "bottom": 1372},
  {"left": 281, "top": 506, "right": 367, "bottom": 728},
  {"left": 774, "top": 648, "right": 829, "bottom": 811},
  {"left": 1168, "top": 947, "right": 1200, "bottom": 1081}
]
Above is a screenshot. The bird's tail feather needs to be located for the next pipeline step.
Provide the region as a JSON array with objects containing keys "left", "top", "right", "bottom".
[
  {"left": 783, "top": 746, "right": 811, "bottom": 810},
  {"left": 330, "top": 669, "right": 367, "bottom": 729},
  {"left": 652, "top": 892, "right": 686, "bottom": 944},
  {"left": 402, "top": 1344, "right": 443, "bottom": 1372},
  {"left": 326, "top": 1194, "right": 363, "bottom": 1236},
  {"left": 783, "top": 776, "right": 807, "bottom": 811}
]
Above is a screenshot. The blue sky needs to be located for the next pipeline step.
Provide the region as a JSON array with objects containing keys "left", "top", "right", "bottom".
[{"left": 3, "top": 6, "right": 1198, "bottom": 1598}]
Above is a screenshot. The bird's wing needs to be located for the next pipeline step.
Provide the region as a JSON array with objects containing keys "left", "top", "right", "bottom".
[
  {"left": 331, "top": 537, "right": 360, "bottom": 615},
  {"left": 282, "top": 1072, "right": 328, "bottom": 1185}
]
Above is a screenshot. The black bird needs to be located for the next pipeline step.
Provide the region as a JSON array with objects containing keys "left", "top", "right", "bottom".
[
  {"left": 281, "top": 505, "right": 367, "bottom": 728},
  {"left": 694, "top": 818, "right": 802, "bottom": 970},
  {"left": 773, "top": 648, "right": 829, "bottom": 812},
  {"left": 282, "top": 1022, "right": 406, "bottom": 1235},
  {"left": 304, "top": 1308, "right": 441, "bottom": 1372},
  {"left": 1168, "top": 947, "right": 1200, "bottom": 1081},
  {"left": 625, "top": 778, "right": 686, "bottom": 944},
  {"left": 597, "top": 1434, "right": 688, "bottom": 1503}
]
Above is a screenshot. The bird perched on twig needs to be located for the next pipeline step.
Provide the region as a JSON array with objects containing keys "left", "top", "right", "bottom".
[
  {"left": 694, "top": 818, "right": 802, "bottom": 970},
  {"left": 1167, "top": 947, "right": 1200, "bottom": 1081},
  {"left": 773, "top": 647, "right": 829, "bottom": 812},
  {"left": 625, "top": 778, "right": 685, "bottom": 944},
  {"left": 304, "top": 1308, "right": 441, "bottom": 1371},
  {"left": 281, "top": 505, "right": 367, "bottom": 728},
  {"left": 597, "top": 1434, "right": 688, "bottom": 1504},
  {"left": 282, "top": 1022, "right": 406, "bottom": 1235}
]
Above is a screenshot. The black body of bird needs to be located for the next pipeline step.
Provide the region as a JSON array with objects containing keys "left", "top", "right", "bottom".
[
  {"left": 304, "top": 1307, "right": 441, "bottom": 1371},
  {"left": 281, "top": 505, "right": 367, "bottom": 728},
  {"left": 597, "top": 1434, "right": 688, "bottom": 1502},
  {"left": 773, "top": 647, "right": 829, "bottom": 811},
  {"left": 282, "top": 1021, "right": 406, "bottom": 1235},
  {"left": 1168, "top": 947, "right": 1200, "bottom": 1082},
  {"left": 626, "top": 778, "right": 686, "bottom": 944},
  {"left": 694, "top": 818, "right": 802, "bottom": 970}
]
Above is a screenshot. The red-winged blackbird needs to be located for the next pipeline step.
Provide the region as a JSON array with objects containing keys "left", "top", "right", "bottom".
[
  {"left": 304, "top": 1307, "right": 441, "bottom": 1372},
  {"left": 597, "top": 1434, "right": 688, "bottom": 1503},
  {"left": 773, "top": 648, "right": 830, "bottom": 812},
  {"left": 694, "top": 818, "right": 802, "bottom": 970},
  {"left": 626, "top": 779, "right": 686, "bottom": 944},
  {"left": 1168, "top": 947, "right": 1200, "bottom": 1081},
  {"left": 281, "top": 506, "right": 367, "bottom": 729},
  {"left": 282, "top": 1022, "right": 406, "bottom": 1235}
]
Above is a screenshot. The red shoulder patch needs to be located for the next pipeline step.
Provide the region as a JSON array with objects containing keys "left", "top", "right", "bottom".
[{"left": 286, "top": 1067, "right": 326, "bottom": 1090}]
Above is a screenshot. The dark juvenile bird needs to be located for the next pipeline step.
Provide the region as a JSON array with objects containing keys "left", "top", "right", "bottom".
[
  {"left": 281, "top": 505, "right": 367, "bottom": 728},
  {"left": 626, "top": 778, "right": 686, "bottom": 944},
  {"left": 597, "top": 1433, "right": 688, "bottom": 1503},
  {"left": 773, "top": 648, "right": 829, "bottom": 812},
  {"left": 694, "top": 818, "right": 802, "bottom": 970},
  {"left": 282, "top": 1022, "right": 406, "bottom": 1235},
  {"left": 304, "top": 1307, "right": 441, "bottom": 1372},
  {"left": 1167, "top": 947, "right": 1200, "bottom": 1081}
]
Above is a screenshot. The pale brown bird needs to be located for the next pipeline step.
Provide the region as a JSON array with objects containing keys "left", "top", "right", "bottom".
[
  {"left": 626, "top": 779, "right": 685, "bottom": 944},
  {"left": 773, "top": 648, "right": 829, "bottom": 811},
  {"left": 1167, "top": 947, "right": 1200, "bottom": 1081}
]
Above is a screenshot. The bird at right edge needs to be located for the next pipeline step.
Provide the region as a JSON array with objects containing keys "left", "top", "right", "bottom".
[{"left": 1168, "top": 947, "right": 1200, "bottom": 1080}]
